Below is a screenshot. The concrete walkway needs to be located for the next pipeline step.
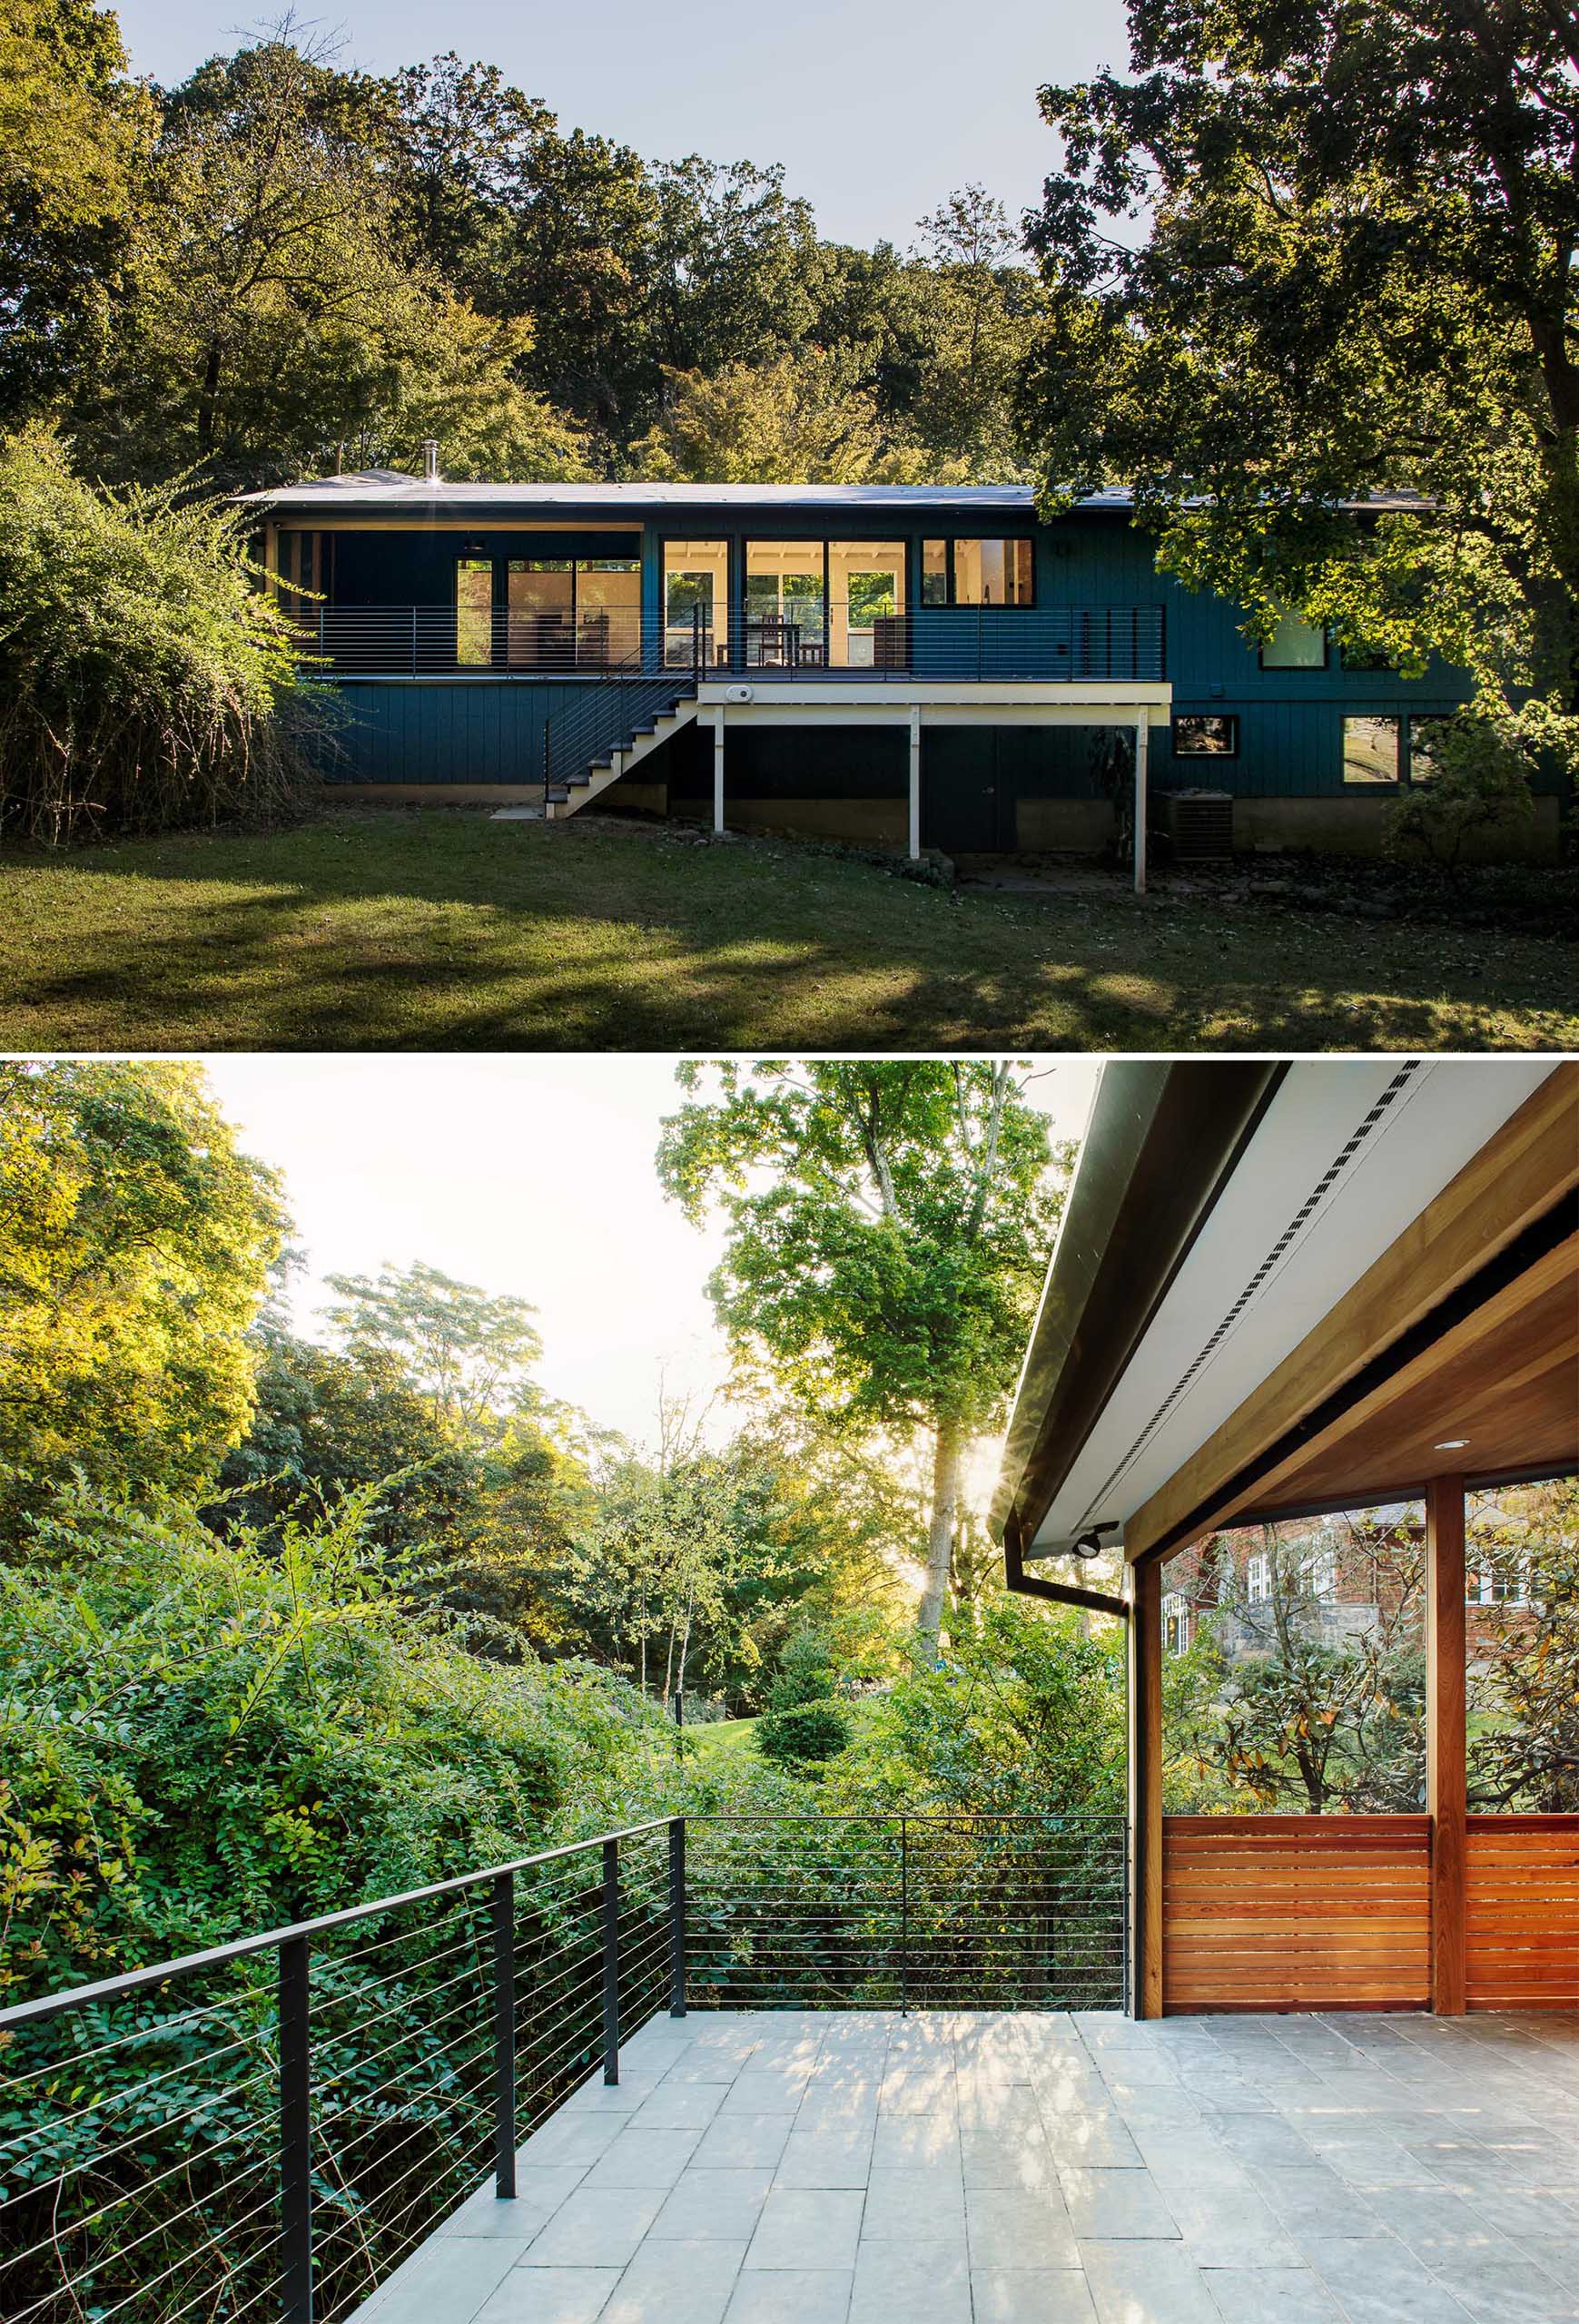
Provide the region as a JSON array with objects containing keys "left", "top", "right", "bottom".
[{"left": 356, "top": 2006, "right": 1579, "bottom": 2324}]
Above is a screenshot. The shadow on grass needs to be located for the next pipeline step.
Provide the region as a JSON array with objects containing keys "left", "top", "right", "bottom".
[{"left": 1, "top": 813, "right": 1572, "bottom": 1054}]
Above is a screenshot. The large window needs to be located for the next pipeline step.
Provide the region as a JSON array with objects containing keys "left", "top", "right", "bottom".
[
  {"left": 1260, "top": 612, "right": 1328, "bottom": 669},
  {"left": 1343, "top": 714, "right": 1402, "bottom": 784},
  {"left": 663, "top": 539, "right": 727, "bottom": 665},
  {"left": 458, "top": 555, "right": 639, "bottom": 668},
  {"left": 920, "top": 538, "right": 1034, "bottom": 606},
  {"left": 744, "top": 540, "right": 907, "bottom": 667}
]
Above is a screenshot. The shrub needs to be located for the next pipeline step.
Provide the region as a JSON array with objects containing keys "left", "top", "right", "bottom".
[
  {"left": 756, "top": 1697, "right": 852, "bottom": 1770},
  {"left": 1387, "top": 710, "right": 1535, "bottom": 881},
  {"left": 0, "top": 426, "right": 334, "bottom": 842}
]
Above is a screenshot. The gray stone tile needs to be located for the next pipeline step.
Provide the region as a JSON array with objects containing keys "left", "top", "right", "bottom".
[
  {"left": 1248, "top": 2162, "right": 1385, "bottom": 2240},
  {"left": 650, "top": 2170, "right": 774, "bottom": 2240},
  {"left": 723, "top": 2271, "right": 854, "bottom": 2324},
  {"left": 564, "top": 2073, "right": 664, "bottom": 2115},
  {"left": 1426, "top": 2253, "right": 1579, "bottom": 2323},
  {"left": 693, "top": 2115, "right": 794, "bottom": 2171},
  {"left": 870, "top": 2112, "right": 962, "bottom": 2167},
  {"left": 521, "top": 2186, "right": 666, "bottom": 2269},
  {"left": 359, "top": 2236, "right": 523, "bottom": 2324},
  {"left": 1377, "top": 2187, "right": 1515, "bottom": 2261},
  {"left": 860, "top": 2165, "right": 967, "bottom": 2240},
  {"left": 1307, "top": 2236, "right": 1479, "bottom": 2321},
  {"left": 848, "top": 2240, "right": 972, "bottom": 2324},
  {"left": 628, "top": 2082, "right": 727, "bottom": 2130},
  {"left": 966, "top": 2186, "right": 1081, "bottom": 2270},
  {"left": 600, "top": 2237, "right": 747, "bottom": 2324},
  {"left": 473, "top": 2270, "right": 622, "bottom": 2324},
  {"left": 971, "top": 2270, "right": 1098, "bottom": 2322},
  {"left": 439, "top": 2168, "right": 586, "bottom": 2237},
  {"left": 745, "top": 2188, "right": 865, "bottom": 2272},
  {"left": 962, "top": 2130, "right": 1061, "bottom": 2191},
  {"left": 521, "top": 2114, "right": 627, "bottom": 2167},
  {"left": 776, "top": 2128, "right": 875, "bottom": 2188},
  {"left": 717, "top": 2072, "right": 811, "bottom": 2116},
  {"left": 1041, "top": 2112, "right": 1145, "bottom": 2170},
  {"left": 879, "top": 2066, "right": 959, "bottom": 2116},
  {"left": 1163, "top": 2186, "right": 1302, "bottom": 2270},
  {"left": 1201, "top": 2112, "right": 1318, "bottom": 2168},
  {"left": 1059, "top": 2169, "right": 1179, "bottom": 2240},
  {"left": 1200, "top": 2265, "right": 1346, "bottom": 2321},
  {"left": 581, "top": 2125, "right": 703, "bottom": 2190},
  {"left": 1080, "top": 2241, "right": 1221, "bottom": 2324}
]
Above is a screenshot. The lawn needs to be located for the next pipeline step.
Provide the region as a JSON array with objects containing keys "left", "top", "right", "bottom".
[{"left": 2, "top": 807, "right": 1574, "bottom": 1052}]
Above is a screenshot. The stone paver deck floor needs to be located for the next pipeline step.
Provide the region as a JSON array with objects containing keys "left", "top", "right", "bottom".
[{"left": 358, "top": 2006, "right": 1579, "bottom": 2324}]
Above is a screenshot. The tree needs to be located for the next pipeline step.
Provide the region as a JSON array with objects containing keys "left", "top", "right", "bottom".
[
  {"left": 1467, "top": 1477, "right": 1579, "bottom": 1810},
  {"left": 94, "top": 34, "right": 588, "bottom": 486},
  {"left": 632, "top": 349, "right": 927, "bottom": 485},
  {"left": 321, "top": 1260, "right": 543, "bottom": 1442},
  {"left": 1169, "top": 1514, "right": 1426, "bottom": 1812},
  {"left": 0, "top": 1062, "right": 284, "bottom": 1542},
  {"left": 658, "top": 1063, "right": 1064, "bottom": 1647},
  {"left": 904, "top": 185, "right": 1040, "bottom": 478},
  {"left": 0, "top": 0, "right": 149, "bottom": 426},
  {"left": 642, "top": 157, "right": 820, "bottom": 380},
  {"left": 1021, "top": 0, "right": 1579, "bottom": 795}
]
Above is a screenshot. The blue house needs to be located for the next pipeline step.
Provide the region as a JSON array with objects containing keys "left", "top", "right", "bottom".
[{"left": 243, "top": 460, "right": 1562, "bottom": 867}]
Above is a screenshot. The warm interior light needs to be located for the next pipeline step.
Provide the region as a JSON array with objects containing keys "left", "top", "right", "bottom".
[{"left": 1435, "top": 1438, "right": 1469, "bottom": 1450}]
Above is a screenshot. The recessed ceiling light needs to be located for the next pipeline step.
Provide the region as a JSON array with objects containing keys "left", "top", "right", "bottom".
[{"left": 1435, "top": 1439, "right": 1469, "bottom": 1451}]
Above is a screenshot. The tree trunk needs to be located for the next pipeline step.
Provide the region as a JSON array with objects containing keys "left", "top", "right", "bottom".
[{"left": 918, "top": 1416, "right": 963, "bottom": 1649}]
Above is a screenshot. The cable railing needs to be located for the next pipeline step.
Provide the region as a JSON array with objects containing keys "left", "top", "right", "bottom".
[
  {"left": 686, "top": 1813, "right": 1128, "bottom": 2014},
  {"left": 0, "top": 1818, "right": 680, "bottom": 2324},
  {"left": 287, "top": 603, "right": 1166, "bottom": 684},
  {"left": 542, "top": 605, "right": 707, "bottom": 808},
  {"left": 0, "top": 1809, "right": 1128, "bottom": 2324}
]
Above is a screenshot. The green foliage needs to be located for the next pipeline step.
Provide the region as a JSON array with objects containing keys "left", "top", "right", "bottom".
[
  {"left": 823, "top": 1598, "right": 1126, "bottom": 1817},
  {"left": 0, "top": 1061, "right": 283, "bottom": 1546},
  {"left": 756, "top": 1698, "right": 852, "bottom": 1771},
  {"left": 1386, "top": 710, "right": 1536, "bottom": 878},
  {"left": 322, "top": 1259, "right": 544, "bottom": 1441},
  {"left": 1021, "top": 0, "right": 1579, "bottom": 789},
  {"left": 0, "top": 1480, "right": 673, "bottom": 2005},
  {"left": 767, "top": 1623, "right": 839, "bottom": 1713},
  {"left": 1467, "top": 1478, "right": 1579, "bottom": 1811},
  {"left": 0, "top": 426, "right": 331, "bottom": 841}
]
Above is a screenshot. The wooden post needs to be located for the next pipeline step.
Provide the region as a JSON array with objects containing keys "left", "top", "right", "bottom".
[
  {"left": 1128, "top": 1557, "right": 1164, "bottom": 2018},
  {"left": 1426, "top": 1475, "right": 1467, "bottom": 2014},
  {"left": 908, "top": 705, "right": 922, "bottom": 861},
  {"left": 713, "top": 707, "right": 725, "bottom": 836},
  {"left": 1133, "top": 714, "right": 1149, "bottom": 895}
]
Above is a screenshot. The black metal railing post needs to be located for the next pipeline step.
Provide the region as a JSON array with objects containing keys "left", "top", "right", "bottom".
[
  {"left": 602, "top": 1838, "right": 620, "bottom": 2084},
  {"left": 492, "top": 1871, "right": 517, "bottom": 2199},
  {"left": 279, "top": 1935, "right": 312, "bottom": 2324},
  {"left": 668, "top": 1817, "right": 687, "bottom": 2018},
  {"left": 899, "top": 1816, "right": 909, "bottom": 2017}
]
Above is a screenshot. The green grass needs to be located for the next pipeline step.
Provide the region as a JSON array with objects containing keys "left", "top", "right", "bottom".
[
  {"left": 686, "top": 1717, "right": 759, "bottom": 1764},
  {"left": 2, "top": 807, "right": 1574, "bottom": 1051}
]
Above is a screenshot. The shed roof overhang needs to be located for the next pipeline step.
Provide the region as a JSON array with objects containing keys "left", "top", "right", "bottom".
[{"left": 992, "top": 1059, "right": 1577, "bottom": 1577}]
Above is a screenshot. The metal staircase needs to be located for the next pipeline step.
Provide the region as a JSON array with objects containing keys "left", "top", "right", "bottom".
[{"left": 542, "top": 613, "right": 706, "bottom": 820}]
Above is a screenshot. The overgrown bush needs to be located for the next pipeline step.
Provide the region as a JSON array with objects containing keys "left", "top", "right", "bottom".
[
  {"left": 0, "top": 427, "right": 333, "bottom": 843},
  {"left": 757, "top": 1698, "right": 852, "bottom": 1769},
  {"left": 1387, "top": 710, "right": 1535, "bottom": 881}
]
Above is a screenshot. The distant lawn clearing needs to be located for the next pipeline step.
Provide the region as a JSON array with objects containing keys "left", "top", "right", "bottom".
[{"left": 2, "top": 807, "right": 1574, "bottom": 1053}]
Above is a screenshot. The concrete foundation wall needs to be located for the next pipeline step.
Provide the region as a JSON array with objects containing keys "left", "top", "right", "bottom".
[{"left": 1232, "top": 793, "right": 1562, "bottom": 863}]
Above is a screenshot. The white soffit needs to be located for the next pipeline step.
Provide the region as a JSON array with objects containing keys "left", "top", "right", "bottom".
[{"left": 1031, "top": 1058, "right": 1558, "bottom": 1554}]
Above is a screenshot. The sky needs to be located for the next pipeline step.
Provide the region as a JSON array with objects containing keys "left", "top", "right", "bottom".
[
  {"left": 110, "top": 0, "right": 1136, "bottom": 251},
  {"left": 200, "top": 1056, "right": 1100, "bottom": 1452}
]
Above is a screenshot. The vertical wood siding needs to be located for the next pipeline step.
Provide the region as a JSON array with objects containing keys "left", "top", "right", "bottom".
[
  {"left": 1161, "top": 1817, "right": 1431, "bottom": 2013},
  {"left": 1465, "top": 1816, "right": 1579, "bottom": 2010}
]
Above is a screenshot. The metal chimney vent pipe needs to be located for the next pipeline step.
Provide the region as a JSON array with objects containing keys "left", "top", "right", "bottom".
[{"left": 422, "top": 438, "right": 440, "bottom": 483}]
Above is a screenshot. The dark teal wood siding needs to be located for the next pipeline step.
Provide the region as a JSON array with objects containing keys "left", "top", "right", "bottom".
[{"left": 320, "top": 681, "right": 559, "bottom": 784}]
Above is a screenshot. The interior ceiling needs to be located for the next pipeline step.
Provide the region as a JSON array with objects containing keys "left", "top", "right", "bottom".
[
  {"left": 1027, "top": 1058, "right": 1560, "bottom": 1557},
  {"left": 1215, "top": 1233, "right": 1579, "bottom": 1527}
]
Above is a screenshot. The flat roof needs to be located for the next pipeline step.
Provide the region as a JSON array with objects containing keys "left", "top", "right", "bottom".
[
  {"left": 992, "top": 1059, "right": 1571, "bottom": 1564},
  {"left": 236, "top": 474, "right": 1434, "bottom": 518}
]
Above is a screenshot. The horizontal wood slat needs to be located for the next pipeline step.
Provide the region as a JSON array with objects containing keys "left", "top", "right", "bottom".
[
  {"left": 1162, "top": 1817, "right": 1430, "bottom": 2013},
  {"left": 1465, "top": 1815, "right": 1579, "bottom": 2012}
]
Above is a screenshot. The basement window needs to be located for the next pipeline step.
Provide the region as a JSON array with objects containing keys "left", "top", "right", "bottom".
[
  {"left": 1342, "top": 714, "right": 1402, "bottom": 784},
  {"left": 1172, "top": 714, "right": 1239, "bottom": 758}
]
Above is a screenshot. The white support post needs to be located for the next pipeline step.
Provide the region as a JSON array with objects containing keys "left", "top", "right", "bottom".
[
  {"left": 1133, "top": 713, "right": 1149, "bottom": 895},
  {"left": 713, "top": 706, "right": 725, "bottom": 836},
  {"left": 908, "top": 705, "right": 922, "bottom": 860}
]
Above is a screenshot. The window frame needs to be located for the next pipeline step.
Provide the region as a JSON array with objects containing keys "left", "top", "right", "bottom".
[
  {"left": 1162, "top": 1590, "right": 1192, "bottom": 1656},
  {"left": 1171, "top": 713, "right": 1239, "bottom": 761},
  {"left": 1258, "top": 612, "right": 1330, "bottom": 671},
  {"left": 1341, "top": 713, "right": 1405, "bottom": 787},
  {"left": 919, "top": 537, "right": 1037, "bottom": 609}
]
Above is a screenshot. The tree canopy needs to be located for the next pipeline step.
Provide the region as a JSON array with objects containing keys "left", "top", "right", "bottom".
[{"left": 1021, "top": 0, "right": 1579, "bottom": 792}]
